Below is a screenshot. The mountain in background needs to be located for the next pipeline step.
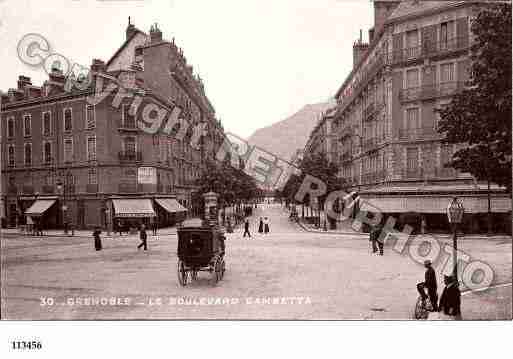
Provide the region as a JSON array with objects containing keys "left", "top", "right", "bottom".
[{"left": 246, "top": 101, "right": 334, "bottom": 161}]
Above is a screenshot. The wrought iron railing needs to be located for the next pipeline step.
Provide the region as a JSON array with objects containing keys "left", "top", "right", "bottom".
[
  {"left": 399, "top": 81, "right": 465, "bottom": 102},
  {"left": 398, "top": 126, "right": 440, "bottom": 140},
  {"left": 118, "top": 151, "right": 142, "bottom": 162}
]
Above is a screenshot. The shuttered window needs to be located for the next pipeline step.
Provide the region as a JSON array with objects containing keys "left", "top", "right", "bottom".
[
  {"left": 87, "top": 136, "right": 96, "bottom": 161},
  {"left": 406, "top": 148, "right": 419, "bottom": 170},
  {"left": 64, "top": 138, "right": 73, "bottom": 163},
  {"left": 440, "top": 63, "right": 455, "bottom": 83},
  {"left": 86, "top": 105, "right": 95, "bottom": 129}
]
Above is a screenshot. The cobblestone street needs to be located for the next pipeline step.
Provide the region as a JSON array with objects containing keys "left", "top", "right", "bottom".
[{"left": 1, "top": 204, "right": 511, "bottom": 320}]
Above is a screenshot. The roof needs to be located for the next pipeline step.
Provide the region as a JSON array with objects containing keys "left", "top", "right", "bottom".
[
  {"left": 106, "top": 27, "right": 147, "bottom": 67},
  {"left": 387, "top": 1, "right": 465, "bottom": 22}
]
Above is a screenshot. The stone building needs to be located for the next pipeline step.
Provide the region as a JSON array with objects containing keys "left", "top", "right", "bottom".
[
  {"left": 1, "top": 21, "right": 225, "bottom": 229},
  {"left": 312, "top": 0, "right": 511, "bottom": 232}
]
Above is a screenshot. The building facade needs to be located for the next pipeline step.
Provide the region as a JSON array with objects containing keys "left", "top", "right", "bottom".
[
  {"left": 313, "top": 0, "right": 511, "bottom": 232},
  {"left": 1, "top": 22, "right": 225, "bottom": 229}
]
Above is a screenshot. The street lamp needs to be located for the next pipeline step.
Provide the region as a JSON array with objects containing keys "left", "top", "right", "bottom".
[{"left": 446, "top": 197, "right": 465, "bottom": 280}]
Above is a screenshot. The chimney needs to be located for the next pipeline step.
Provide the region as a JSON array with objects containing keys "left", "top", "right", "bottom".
[
  {"left": 369, "top": 27, "right": 375, "bottom": 43},
  {"left": 91, "top": 59, "right": 106, "bottom": 73},
  {"left": 353, "top": 30, "right": 369, "bottom": 69},
  {"left": 373, "top": 1, "right": 401, "bottom": 31},
  {"left": 149, "top": 23, "right": 162, "bottom": 44},
  {"left": 17, "top": 76, "right": 32, "bottom": 90},
  {"left": 49, "top": 67, "right": 65, "bottom": 85},
  {"left": 126, "top": 16, "right": 137, "bottom": 40}
]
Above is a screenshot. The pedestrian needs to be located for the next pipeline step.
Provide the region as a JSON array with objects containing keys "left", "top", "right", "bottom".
[
  {"left": 152, "top": 220, "right": 157, "bottom": 236},
  {"left": 264, "top": 217, "right": 270, "bottom": 234},
  {"left": 243, "top": 218, "right": 251, "bottom": 238},
  {"left": 93, "top": 227, "right": 102, "bottom": 251},
  {"left": 26, "top": 216, "right": 34, "bottom": 235},
  {"left": 438, "top": 275, "right": 461, "bottom": 319},
  {"left": 258, "top": 217, "right": 264, "bottom": 234},
  {"left": 416, "top": 260, "right": 438, "bottom": 311},
  {"left": 421, "top": 216, "right": 427, "bottom": 235},
  {"left": 137, "top": 224, "right": 148, "bottom": 251},
  {"left": 117, "top": 219, "right": 123, "bottom": 236},
  {"left": 370, "top": 221, "right": 384, "bottom": 255}
]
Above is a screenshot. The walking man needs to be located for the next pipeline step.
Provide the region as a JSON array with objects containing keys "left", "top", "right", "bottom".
[
  {"left": 138, "top": 224, "right": 148, "bottom": 251},
  {"left": 263, "top": 217, "right": 270, "bottom": 234},
  {"left": 416, "top": 260, "right": 438, "bottom": 311},
  {"left": 370, "top": 221, "right": 384, "bottom": 255},
  {"left": 243, "top": 218, "right": 251, "bottom": 238},
  {"left": 92, "top": 227, "right": 102, "bottom": 251}
]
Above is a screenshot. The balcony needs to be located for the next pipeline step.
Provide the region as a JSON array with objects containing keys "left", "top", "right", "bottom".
[
  {"left": 391, "top": 36, "right": 470, "bottom": 65},
  {"left": 118, "top": 151, "right": 142, "bottom": 163},
  {"left": 403, "top": 167, "right": 424, "bottom": 180},
  {"left": 398, "top": 126, "right": 440, "bottom": 140},
  {"left": 118, "top": 183, "right": 140, "bottom": 193},
  {"left": 117, "top": 118, "right": 138, "bottom": 131},
  {"left": 399, "top": 82, "right": 464, "bottom": 103},
  {"left": 361, "top": 170, "right": 386, "bottom": 184}
]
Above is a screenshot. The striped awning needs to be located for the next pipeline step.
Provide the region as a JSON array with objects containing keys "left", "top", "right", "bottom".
[
  {"left": 155, "top": 198, "right": 187, "bottom": 213},
  {"left": 360, "top": 196, "right": 512, "bottom": 214},
  {"left": 25, "top": 199, "right": 56, "bottom": 216},
  {"left": 112, "top": 199, "right": 156, "bottom": 218}
]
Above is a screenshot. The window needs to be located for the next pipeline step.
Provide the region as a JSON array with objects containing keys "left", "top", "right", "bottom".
[
  {"left": 64, "top": 138, "right": 73, "bottom": 163},
  {"left": 23, "top": 115, "right": 31, "bottom": 137},
  {"left": 7, "top": 145, "right": 15, "bottom": 167},
  {"left": 24, "top": 143, "right": 32, "bottom": 166},
  {"left": 124, "top": 136, "right": 136, "bottom": 153},
  {"left": 440, "top": 21, "right": 455, "bottom": 50},
  {"left": 43, "top": 141, "right": 52, "bottom": 164},
  {"left": 406, "top": 147, "right": 419, "bottom": 170},
  {"left": 440, "top": 144, "right": 453, "bottom": 166},
  {"left": 406, "top": 69, "right": 419, "bottom": 88},
  {"left": 86, "top": 105, "right": 95, "bottom": 129},
  {"left": 88, "top": 168, "right": 98, "bottom": 185},
  {"left": 406, "top": 108, "right": 420, "bottom": 129},
  {"left": 440, "top": 22, "right": 448, "bottom": 49},
  {"left": 87, "top": 136, "right": 96, "bottom": 161},
  {"left": 405, "top": 30, "right": 419, "bottom": 58},
  {"left": 7, "top": 117, "right": 14, "bottom": 138},
  {"left": 122, "top": 104, "right": 136, "bottom": 128},
  {"left": 63, "top": 108, "right": 73, "bottom": 132},
  {"left": 42, "top": 111, "right": 51, "bottom": 135},
  {"left": 440, "top": 63, "right": 455, "bottom": 83}
]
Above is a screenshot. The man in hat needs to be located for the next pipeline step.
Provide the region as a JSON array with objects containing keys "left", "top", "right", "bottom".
[
  {"left": 438, "top": 275, "right": 461, "bottom": 319},
  {"left": 416, "top": 259, "right": 438, "bottom": 311}
]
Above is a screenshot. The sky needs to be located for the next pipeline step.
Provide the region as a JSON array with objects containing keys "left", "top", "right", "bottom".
[{"left": 0, "top": 0, "right": 374, "bottom": 138}]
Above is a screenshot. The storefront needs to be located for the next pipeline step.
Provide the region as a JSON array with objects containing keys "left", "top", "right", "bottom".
[
  {"left": 154, "top": 197, "right": 187, "bottom": 227},
  {"left": 111, "top": 198, "right": 156, "bottom": 232}
]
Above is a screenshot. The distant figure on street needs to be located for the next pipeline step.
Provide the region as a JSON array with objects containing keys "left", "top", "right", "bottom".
[
  {"left": 152, "top": 220, "right": 157, "bottom": 236},
  {"left": 93, "top": 227, "right": 102, "bottom": 251},
  {"left": 438, "top": 275, "right": 461, "bottom": 319},
  {"left": 117, "top": 219, "right": 124, "bottom": 236},
  {"left": 370, "top": 221, "right": 384, "bottom": 255},
  {"left": 258, "top": 217, "right": 264, "bottom": 234},
  {"left": 263, "top": 217, "right": 270, "bottom": 234},
  {"left": 421, "top": 216, "right": 427, "bottom": 235},
  {"left": 416, "top": 260, "right": 438, "bottom": 311},
  {"left": 243, "top": 219, "right": 251, "bottom": 238},
  {"left": 138, "top": 224, "right": 148, "bottom": 251}
]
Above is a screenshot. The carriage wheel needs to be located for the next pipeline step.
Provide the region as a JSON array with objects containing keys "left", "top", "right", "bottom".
[{"left": 177, "top": 260, "right": 187, "bottom": 286}]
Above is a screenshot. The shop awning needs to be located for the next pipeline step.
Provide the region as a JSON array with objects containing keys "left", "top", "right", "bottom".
[
  {"left": 359, "top": 196, "right": 512, "bottom": 214},
  {"left": 112, "top": 199, "right": 156, "bottom": 218},
  {"left": 155, "top": 198, "right": 187, "bottom": 213},
  {"left": 25, "top": 199, "right": 56, "bottom": 216}
]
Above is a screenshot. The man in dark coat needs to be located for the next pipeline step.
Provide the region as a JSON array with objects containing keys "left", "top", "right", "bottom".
[
  {"left": 243, "top": 218, "right": 251, "bottom": 238},
  {"left": 438, "top": 275, "right": 461, "bottom": 319},
  {"left": 370, "top": 222, "right": 384, "bottom": 255},
  {"left": 416, "top": 260, "right": 438, "bottom": 311},
  {"left": 93, "top": 227, "right": 102, "bottom": 251},
  {"left": 137, "top": 224, "right": 148, "bottom": 250}
]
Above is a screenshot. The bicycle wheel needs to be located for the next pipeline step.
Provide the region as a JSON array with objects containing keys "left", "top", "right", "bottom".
[{"left": 414, "top": 296, "right": 429, "bottom": 320}]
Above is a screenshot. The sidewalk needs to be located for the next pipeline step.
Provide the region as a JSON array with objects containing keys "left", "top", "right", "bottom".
[{"left": 0, "top": 226, "right": 179, "bottom": 239}]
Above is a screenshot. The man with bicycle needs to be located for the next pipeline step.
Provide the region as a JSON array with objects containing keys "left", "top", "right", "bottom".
[{"left": 416, "top": 260, "right": 438, "bottom": 311}]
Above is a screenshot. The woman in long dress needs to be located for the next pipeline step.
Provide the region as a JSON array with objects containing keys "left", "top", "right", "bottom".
[
  {"left": 264, "top": 217, "right": 270, "bottom": 234},
  {"left": 258, "top": 217, "right": 264, "bottom": 234}
]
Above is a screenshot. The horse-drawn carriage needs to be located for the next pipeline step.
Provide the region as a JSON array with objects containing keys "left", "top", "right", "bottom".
[{"left": 177, "top": 224, "right": 226, "bottom": 286}]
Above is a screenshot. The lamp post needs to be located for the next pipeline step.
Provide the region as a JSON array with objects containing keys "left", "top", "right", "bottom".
[{"left": 446, "top": 197, "right": 465, "bottom": 280}]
